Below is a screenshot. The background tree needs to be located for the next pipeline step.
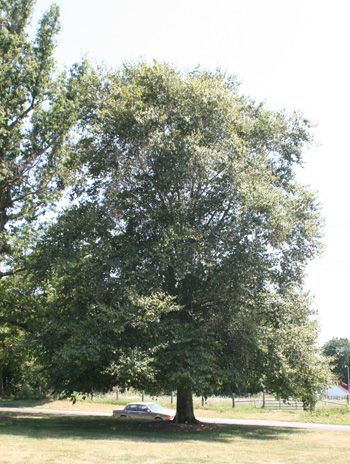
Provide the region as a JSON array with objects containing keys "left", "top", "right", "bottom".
[
  {"left": 0, "top": 0, "right": 85, "bottom": 393},
  {"left": 0, "top": 321, "right": 23, "bottom": 395},
  {"left": 323, "top": 337, "right": 350, "bottom": 384},
  {"left": 29, "top": 61, "right": 331, "bottom": 421},
  {"left": 0, "top": 0, "right": 80, "bottom": 279},
  {"left": 0, "top": 268, "right": 43, "bottom": 395}
]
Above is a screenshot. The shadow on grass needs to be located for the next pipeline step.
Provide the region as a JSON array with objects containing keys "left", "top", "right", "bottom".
[
  {"left": 0, "top": 413, "right": 304, "bottom": 444},
  {"left": 0, "top": 398, "right": 67, "bottom": 408}
]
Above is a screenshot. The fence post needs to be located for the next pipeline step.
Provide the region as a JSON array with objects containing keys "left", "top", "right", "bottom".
[
  {"left": 142, "top": 390, "right": 145, "bottom": 401},
  {"left": 171, "top": 391, "right": 174, "bottom": 404},
  {"left": 263, "top": 392, "right": 266, "bottom": 408},
  {"left": 116, "top": 388, "right": 119, "bottom": 401},
  {"left": 232, "top": 393, "right": 235, "bottom": 408}
]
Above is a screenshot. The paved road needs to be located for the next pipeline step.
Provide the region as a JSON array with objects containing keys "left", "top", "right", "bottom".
[
  {"left": 1, "top": 407, "right": 350, "bottom": 431},
  {"left": 200, "top": 417, "right": 350, "bottom": 431}
]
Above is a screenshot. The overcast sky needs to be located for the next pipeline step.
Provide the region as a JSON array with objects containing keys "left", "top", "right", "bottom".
[{"left": 32, "top": 0, "right": 350, "bottom": 345}]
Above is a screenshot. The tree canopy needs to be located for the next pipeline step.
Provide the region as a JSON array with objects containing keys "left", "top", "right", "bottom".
[
  {"left": 323, "top": 337, "right": 350, "bottom": 384},
  {"left": 27, "top": 61, "right": 331, "bottom": 421}
]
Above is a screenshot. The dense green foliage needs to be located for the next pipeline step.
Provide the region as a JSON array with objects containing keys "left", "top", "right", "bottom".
[
  {"left": 0, "top": 0, "right": 80, "bottom": 275},
  {"left": 0, "top": 0, "right": 82, "bottom": 394},
  {"left": 323, "top": 337, "right": 350, "bottom": 384},
  {"left": 27, "top": 62, "right": 331, "bottom": 419},
  {"left": 0, "top": 2, "right": 331, "bottom": 420}
]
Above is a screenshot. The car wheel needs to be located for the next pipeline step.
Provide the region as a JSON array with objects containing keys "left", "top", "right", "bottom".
[
  {"left": 154, "top": 417, "right": 162, "bottom": 421},
  {"left": 119, "top": 415, "right": 127, "bottom": 419}
]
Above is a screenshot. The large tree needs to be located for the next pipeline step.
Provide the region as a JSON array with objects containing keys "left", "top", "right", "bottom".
[{"left": 30, "top": 62, "right": 330, "bottom": 421}]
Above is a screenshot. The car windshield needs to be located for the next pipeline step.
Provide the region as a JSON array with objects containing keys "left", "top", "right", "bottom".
[{"left": 148, "top": 403, "right": 163, "bottom": 411}]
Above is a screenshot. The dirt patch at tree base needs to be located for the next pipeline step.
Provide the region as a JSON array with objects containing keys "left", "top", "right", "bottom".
[{"left": 136, "top": 420, "right": 223, "bottom": 432}]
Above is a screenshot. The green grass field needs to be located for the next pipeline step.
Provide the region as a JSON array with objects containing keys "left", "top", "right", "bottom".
[
  {"left": 1, "top": 394, "right": 350, "bottom": 463},
  {"left": 1, "top": 411, "right": 350, "bottom": 464}
]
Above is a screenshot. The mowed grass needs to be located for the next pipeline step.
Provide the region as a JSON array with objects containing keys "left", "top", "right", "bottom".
[
  {"left": 2, "top": 395, "right": 350, "bottom": 425},
  {"left": 1, "top": 412, "right": 350, "bottom": 464}
]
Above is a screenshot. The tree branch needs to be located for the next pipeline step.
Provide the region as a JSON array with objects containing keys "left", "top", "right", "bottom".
[{"left": 0, "top": 266, "right": 26, "bottom": 279}]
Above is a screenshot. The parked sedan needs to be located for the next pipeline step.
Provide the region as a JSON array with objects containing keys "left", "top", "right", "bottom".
[{"left": 113, "top": 401, "right": 176, "bottom": 421}]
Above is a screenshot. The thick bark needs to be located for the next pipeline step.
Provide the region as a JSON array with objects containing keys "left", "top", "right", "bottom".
[{"left": 176, "top": 383, "right": 198, "bottom": 424}]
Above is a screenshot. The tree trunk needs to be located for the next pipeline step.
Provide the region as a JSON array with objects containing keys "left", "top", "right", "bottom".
[
  {"left": 0, "top": 367, "right": 4, "bottom": 396},
  {"left": 176, "top": 383, "right": 198, "bottom": 424}
]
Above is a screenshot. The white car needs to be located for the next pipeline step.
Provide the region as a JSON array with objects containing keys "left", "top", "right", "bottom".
[{"left": 113, "top": 401, "right": 176, "bottom": 421}]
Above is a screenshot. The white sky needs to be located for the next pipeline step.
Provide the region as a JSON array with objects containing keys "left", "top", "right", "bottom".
[{"left": 32, "top": 0, "right": 350, "bottom": 345}]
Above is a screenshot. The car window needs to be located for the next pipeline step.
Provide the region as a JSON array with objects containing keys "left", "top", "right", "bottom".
[
  {"left": 138, "top": 405, "right": 150, "bottom": 412},
  {"left": 125, "top": 404, "right": 138, "bottom": 411}
]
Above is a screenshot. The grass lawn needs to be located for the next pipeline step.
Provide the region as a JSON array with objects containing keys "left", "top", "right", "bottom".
[
  {"left": 2, "top": 396, "right": 350, "bottom": 425},
  {"left": 1, "top": 412, "right": 350, "bottom": 464}
]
